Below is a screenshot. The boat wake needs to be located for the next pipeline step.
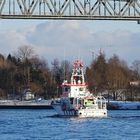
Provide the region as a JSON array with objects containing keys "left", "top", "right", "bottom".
[
  {"left": 47, "top": 114, "right": 78, "bottom": 118},
  {"left": 110, "top": 115, "right": 140, "bottom": 119}
]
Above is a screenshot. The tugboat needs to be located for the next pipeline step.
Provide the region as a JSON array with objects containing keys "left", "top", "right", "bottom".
[{"left": 52, "top": 60, "right": 107, "bottom": 118}]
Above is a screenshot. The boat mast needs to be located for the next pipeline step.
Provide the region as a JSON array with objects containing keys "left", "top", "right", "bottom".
[{"left": 71, "top": 60, "right": 85, "bottom": 85}]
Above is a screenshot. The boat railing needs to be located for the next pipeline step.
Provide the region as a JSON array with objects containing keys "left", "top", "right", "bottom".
[{"left": 96, "top": 96, "right": 107, "bottom": 109}]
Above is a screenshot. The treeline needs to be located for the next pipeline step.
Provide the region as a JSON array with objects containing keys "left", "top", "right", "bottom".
[
  {"left": 86, "top": 52, "right": 140, "bottom": 101},
  {"left": 0, "top": 46, "right": 73, "bottom": 99},
  {"left": 0, "top": 46, "right": 140, "bottom": 100}
]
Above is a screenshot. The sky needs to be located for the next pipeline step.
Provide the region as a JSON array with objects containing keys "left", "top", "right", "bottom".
[{"left": 0, "top": 19, "right": 140, "bottom": 67}]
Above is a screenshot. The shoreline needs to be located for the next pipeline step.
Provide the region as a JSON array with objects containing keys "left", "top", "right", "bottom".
[{"left": 0, "top": 100, "right": 140, "bottom": 110}]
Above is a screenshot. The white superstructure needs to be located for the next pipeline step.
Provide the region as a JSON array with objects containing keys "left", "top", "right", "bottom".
[{"left": 52, "top": 60, "right": 107, "bottom": 118}]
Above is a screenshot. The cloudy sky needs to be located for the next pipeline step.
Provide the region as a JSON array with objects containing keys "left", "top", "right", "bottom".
[{"left": 0, "top": 19, "right": 140, "bottom": 67}]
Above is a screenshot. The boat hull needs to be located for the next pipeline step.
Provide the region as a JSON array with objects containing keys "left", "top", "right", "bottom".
[
  {"left": 52, "top": 103, "right": 78, "bottom": 116},
  {"left": 78, "top": 108, "right": 107, "bottom": 118},
  {"left": 52, "top": 104, "right": 107, "bottom": 118}
]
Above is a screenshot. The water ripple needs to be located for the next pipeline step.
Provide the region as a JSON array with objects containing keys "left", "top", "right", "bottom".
[{"left": 0, "top": 110, "right": 140, "bottom": 140}]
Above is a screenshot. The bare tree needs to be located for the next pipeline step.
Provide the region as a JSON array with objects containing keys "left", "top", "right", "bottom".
[
  {"left": 131, "top": 60, "right": 140, "bottom": 80},
  {"left": 107, "top": 55, "right": 131, "bottom": 100},
  {"left": 14, "top": 45, "right": 36, "bottom": 87},
  {"left": 15, "top": 45, "right": 35, "bottom": 62}
]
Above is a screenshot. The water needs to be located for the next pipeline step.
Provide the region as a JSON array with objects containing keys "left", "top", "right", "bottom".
[{"left": 0, "top": 109, "right": 140, "bottom": 140}]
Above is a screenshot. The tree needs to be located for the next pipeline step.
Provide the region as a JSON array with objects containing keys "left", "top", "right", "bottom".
[
  {"left": 107, "top": 55, "right": 131, "bottom": 100},
  {"left": 16, "top": 45, "right": 35, "bottom": 62},
  {"left": 30, "top": 57, "right": 51, "bottom": 98},
  {"left": 60, "top": 60, "right": 71, "bottom": 83},
  {"left": 131, "top": 60, "right": 140, "bottom": 80},
  {"left": 86, "top": 52, "right": 107, "bottom": 94},
  {"left": 14, "top": 45, "right": 35, "bottom": 87}
]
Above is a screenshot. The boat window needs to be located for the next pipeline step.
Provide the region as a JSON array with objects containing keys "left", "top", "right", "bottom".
[
  {"left": 63, "top": 86, "right": 69, "bottom": 92},
  {"left": 79, "top": 87, "right": 84, "bottom": 91},
  {"left": 88, "top": 99, "right": 93, "bottom": 101},
  {"left": 65, "top": 87, "right": 68, "bottom": 92},
  {"left": 78, "top": 99, "right": 81, "bottom": 104},
  {"left": 70, "top": 98, "right": 74, "bottom": 104},
  {"left": 84, "top": 99, "right": 94, "bottom": 107}
]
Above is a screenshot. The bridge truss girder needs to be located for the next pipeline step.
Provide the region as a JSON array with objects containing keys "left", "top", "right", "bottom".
[{"left": 0, "top": 0, "right": 140, "bottom": 21}]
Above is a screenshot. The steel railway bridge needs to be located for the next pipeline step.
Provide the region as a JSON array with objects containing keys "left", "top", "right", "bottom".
[{"left": 0, "top": 0, "right": 140, "bottom": 22}]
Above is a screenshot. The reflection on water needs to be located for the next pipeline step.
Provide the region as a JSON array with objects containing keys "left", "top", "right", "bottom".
[{"left": 0, "top": 109, "right": 140, "bottom": 140}]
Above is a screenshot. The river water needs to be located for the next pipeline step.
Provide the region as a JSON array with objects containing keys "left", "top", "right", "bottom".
[{"left": 0, "top": 109, "right": 140, "bottom": 140}]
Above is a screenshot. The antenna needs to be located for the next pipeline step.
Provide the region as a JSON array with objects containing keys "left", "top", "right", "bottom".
[
  {"left": 63, "top": 47, "right": 66, "bottom": 81},
  {"left": 78, "top": 48, "right": 80, "bottom": 60},
  {"left": 78, "top": 47, "right": 82, "bottom": 62}
]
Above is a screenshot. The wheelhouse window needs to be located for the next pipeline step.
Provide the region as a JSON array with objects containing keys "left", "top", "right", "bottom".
[
  {"left": 79, "top": 87, "right": 84, "bottom": 91},
  {"left": 63, "top": 86, "right": 70, "bottom": 92}
]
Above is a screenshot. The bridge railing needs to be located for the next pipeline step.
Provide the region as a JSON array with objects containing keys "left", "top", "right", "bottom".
[{"left": 0, "top": 0, "right": 140, "bottom": 20}]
